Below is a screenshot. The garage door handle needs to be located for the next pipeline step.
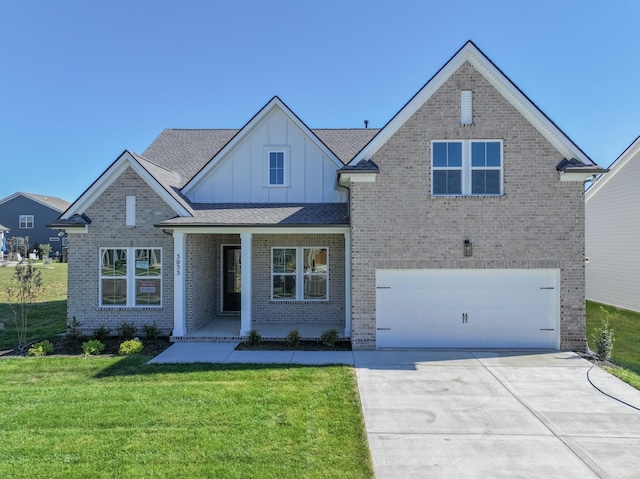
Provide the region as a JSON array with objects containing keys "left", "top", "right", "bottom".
[
  {"left": 540, "top": 328, "right": 555, "bottom": 331},
  {"left": 540, "top": 287, "right": 555, "bottom": 290},
  {"left": 376, "top": 286, "right": 391, "bottom": 289},
  {"left": 377, "top": 327, "right": 391, "bottom": 331}
]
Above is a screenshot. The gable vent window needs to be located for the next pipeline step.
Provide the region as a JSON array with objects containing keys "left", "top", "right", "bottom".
[
  {"left": 125, "top": 196, "right": 136, "bottom": 227},
  {"left": 461, "top": 90, "right": 472, "bottom": 125}
]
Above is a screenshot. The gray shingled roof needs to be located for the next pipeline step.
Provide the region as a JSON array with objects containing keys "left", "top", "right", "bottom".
[
  {"left": 0, "top": 192, "right": 71, "bottom": 212},
  {"left": 156, "top": 203, "right": 348, "bottom": 227},
  {"left": 141, "top": 128, "right": 380, "bottom": 186}
]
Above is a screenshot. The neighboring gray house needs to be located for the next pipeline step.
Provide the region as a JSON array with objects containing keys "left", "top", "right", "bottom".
[
  {"left": 52, "top": 42, "right": 605, "bottom": 351},
  {"left": 585, "top": 135, "right": 640, "bottom": 312},
  {"left": 0, "top": 192, "right": 71, "bottom": 256}
]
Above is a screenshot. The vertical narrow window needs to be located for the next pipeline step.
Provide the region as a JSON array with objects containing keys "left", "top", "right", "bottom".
[
  {"left": 471, "top": 141, "right": 502, "bottom": 195},
  {"left": 432, "top": 141, "right": 463, "bottom": 195},
  {"left": 126, "top": 196, "right": 136, "bottom": 227},
  {"left": 100, "top": 248, "right": 128, "bottom": 305},
  {"left": 269, "top": 151, "right": 285, "bottom": 185},
  {"left": 303, "top": 248, "right": 328, "bottom": 300},
  {"left": 272, "top": 248, "right": 296, "bottom": 299},
  {"left": 461, "top": 90, "right": 472, "bottom": 125},
  {"left": 135, "top": 248, "right": 162, "bottom": 305}
]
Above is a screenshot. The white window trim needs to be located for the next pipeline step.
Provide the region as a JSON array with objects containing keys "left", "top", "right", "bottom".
[
  {"left": 99, "top": 247, "right": 162, "bottom": 308},
  {"left": 431, "top": 139, "right": 503, "bottom": 196},
  {"left": 19, "top": 214, "right": 34, "bottom": 229},
  {"left": 271, "top": 246, "right": 329, "bottom": 301},
  {"left": 264, "top": 145, "right": 290, "bottom": 187}
]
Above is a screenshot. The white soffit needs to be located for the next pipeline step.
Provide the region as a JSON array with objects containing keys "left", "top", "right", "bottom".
[
  {"left": 61, "top": 151, "right": 190, "bottom": 219},
  {"left": 349, "top": 41, "right": 595, "bottom": 168}
]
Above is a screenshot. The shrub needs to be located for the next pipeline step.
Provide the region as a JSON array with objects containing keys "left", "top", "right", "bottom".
[
  {"left": 82, "top": 339, "right": 105, "bottom": 356},
  {"left": 92, "top": 325, "right": 110, "bottom": 341},
  {"left": 592, "top": 307, "right": 615, "bottom": 361},
  {"left": 142, "top": 323, "right": 161, "bottom": 340},
  {"left": 119, "top": 339, "right": 144, "bottom": 356},
  {"left": 286, "top": 329, "right": 301, "bottom": 348},
  {"left": 66, "top": 317, "right": 84, "bottom": 342},
  {"left": 247, "top": 329, "right": 262, "bottom": 347},
  {"left": 117, "top": 321, "right": 137, "bottom": 339},
  {"left": 27, "top": 340, "right": 54, "bottom": 357},
  {"left": 320, "top": 329, "right": 339, "bottom": 349}
]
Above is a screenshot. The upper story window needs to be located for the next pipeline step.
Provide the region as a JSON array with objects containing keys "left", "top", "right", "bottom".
[
  {"left": 269, "top": 151, "right": 285, "bottom": 186},
  {"left": 432, "top": 140, "right": 503, "bottom": 196},
  {"left": 19, "top": 215, "right": 34, "bottom": 229}
]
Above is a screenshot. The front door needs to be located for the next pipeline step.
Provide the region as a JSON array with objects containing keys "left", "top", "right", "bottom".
[{"left": 223, "top": 246, "right": 241, "bottom": 312}]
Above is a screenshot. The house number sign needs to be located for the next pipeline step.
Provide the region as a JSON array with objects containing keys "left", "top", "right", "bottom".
[{"left": 175, "top": 253, "right": 181, "bottom": 276}]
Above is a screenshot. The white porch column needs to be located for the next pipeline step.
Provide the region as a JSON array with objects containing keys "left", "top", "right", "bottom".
[
  {"left": 173, "top": 231, "right": 186, "bottom": 337},
  {"left": 240, "top": 232, "right": 252, "bottom": 335},
  {"left": 344, "top": 231, "right": 352, "bottom": 338}
]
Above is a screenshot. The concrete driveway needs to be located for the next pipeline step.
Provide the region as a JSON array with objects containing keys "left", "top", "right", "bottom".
[{"left": 354, "top": 350, "right": 640, "bottom": 478}]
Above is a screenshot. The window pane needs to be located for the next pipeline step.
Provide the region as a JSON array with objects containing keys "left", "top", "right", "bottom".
[
  {"left": 433, "top": 170, "right": 447, "bottom": 194},
  {"left": 447, "top": 143, "right": 462, "bottom": 167},
  {"left": 485, "top": 170, "right": 500, "bottom": 193},
  {"left": 273, "top": 248, "right": 296, "bottom": 273},
  {"left": 433, "top": 142, "right": 447, "bottom": 167},
  {"left": 273, "top": 275, "right": 296, "bottom": 299},
  {"left": 135, "top": 248, "right": 161, "bottom": 276},
  {"left": 487, "top": 142, "right": 501, "bottom": 166},
  {"left": 304, "top": 248, "right": 327, "bottom": 273},
  {"left": 101, "top": 279, "right": 127, "bottom": 305},
  {"left": 447, "top": 170, "right": 461, "bottom": 194},
  {"left": 472, "top": 170, "right": 486, "bottom": 194},
  {"left": 471, "top": 142, "right": 486, "bottom": 167},
  {"left": 269, "top": 152, "right": 284, "bottom": 185},
  {"left": 136, "top": 278, "right": 161, "bottom": 305},
  {"left": 304, "top": 275, "right": 327, "bottom": 299},
  {"left": 101, "top": 249, "right": 127, "bottom": 276}
]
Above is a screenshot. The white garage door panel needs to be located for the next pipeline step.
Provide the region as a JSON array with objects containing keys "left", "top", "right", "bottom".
[{"left": 376, "top": 269, "right": 560, "bottom": 349}]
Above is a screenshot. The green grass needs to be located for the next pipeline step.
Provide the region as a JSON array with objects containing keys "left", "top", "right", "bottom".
[
  {"left": 604, "top": 367, "right": 640, "bottom": 390},
  {"left": 0, "top": 262, "right": 67, "bottom": 349},
  {"left": 586, "top": 301, "right": 640, "bottom": 374},
  {"left": 0, "top": 356, "right": 373, "bottom": 478}
]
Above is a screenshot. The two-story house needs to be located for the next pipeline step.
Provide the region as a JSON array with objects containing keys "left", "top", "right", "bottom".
[{"left": 52, "top": 42, "right": 606, "bottom": 351}]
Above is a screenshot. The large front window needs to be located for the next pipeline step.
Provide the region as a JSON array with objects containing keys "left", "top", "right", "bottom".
[
  {"left": 100, "top": 248, "right": 161, "bottom": 307},
  {"left": 272, "top": 247, "right": 328, "bottom": 300},
  {"left": 432, "top": 140, "right": 502, "bottom": 196}
]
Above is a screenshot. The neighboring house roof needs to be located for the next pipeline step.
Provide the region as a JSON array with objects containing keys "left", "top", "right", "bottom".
[
  {"left": 156, "top": 203, "right": 349, "bottom": 227},
  {"left": 0, "top": 192, "right": 71, "bottom": 212},
  {"left": 347, "top": 40, "right": 599, "bottom": 170},
  {"left": 0, "top": 223, "right": 9, "bottom": 232},
  {"left": 585, "top": 135, "right": 640, "bottom": 201}
]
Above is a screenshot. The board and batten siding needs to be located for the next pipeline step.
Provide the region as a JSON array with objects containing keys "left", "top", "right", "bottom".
[
  {"left": 586, "top": 144, "right": 640, "bottom": 312},
  {"left": 187, "top": 108, "right": 345, "bottom": 204}
]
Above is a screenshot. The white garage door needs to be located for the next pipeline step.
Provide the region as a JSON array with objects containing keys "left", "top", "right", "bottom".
[{"left": 376, "top": 269, "right": 560, "bottom": 349}]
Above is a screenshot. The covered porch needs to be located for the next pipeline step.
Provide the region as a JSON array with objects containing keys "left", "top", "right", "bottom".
[{"left": 172, "top": 316, "right": 347, "bottom": 342}]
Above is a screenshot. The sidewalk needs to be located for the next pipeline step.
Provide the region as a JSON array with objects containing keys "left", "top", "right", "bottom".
[{"left": 147, "top": 342, "right": 355, "bottom": 365}]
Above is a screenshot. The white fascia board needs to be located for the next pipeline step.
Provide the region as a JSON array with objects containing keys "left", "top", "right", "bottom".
[
  {"left": 338, "top": 172, "right": 378, "bottom": 186},
  {"left": 61, "top": 151, "right": 190, "bottom": 219},
  {"left": 163, "top": 226, "right": 350, "bottom": 235},
  {"left": 559, "top": 171, "right": 599, "bottom": 182},
  {"left": 585, "top": 135, "right": 640, "bottom": 201},
  {"left": 182, "top": 97, "right": 344, "bottom": 196},
  {"left": 349, "top": 42, "right": 594, "bottom": 168},
  {"left": 64, "top": 225, "right": 89, "bottom": 234}
]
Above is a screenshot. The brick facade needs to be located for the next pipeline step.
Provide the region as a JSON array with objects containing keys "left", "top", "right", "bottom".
[
  {"left": 350, "top": 62, "right": 587, "bottom": 351},
  {"left": 67, "top": 167, "right": 175, "bottom": 335}
]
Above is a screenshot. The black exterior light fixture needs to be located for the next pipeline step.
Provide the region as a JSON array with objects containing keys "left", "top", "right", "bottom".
[{"left": 463, "top": 239, "right": 473, "bottom": 257}]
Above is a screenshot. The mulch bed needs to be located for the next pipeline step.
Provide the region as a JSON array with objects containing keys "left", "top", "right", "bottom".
[{"left": 0, "top": 336, "right": 173, "bottom": 357}]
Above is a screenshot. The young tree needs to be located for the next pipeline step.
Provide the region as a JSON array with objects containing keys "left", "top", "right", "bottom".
[{"left": 7, "top": 261, "right": 44, "bottom": 352}]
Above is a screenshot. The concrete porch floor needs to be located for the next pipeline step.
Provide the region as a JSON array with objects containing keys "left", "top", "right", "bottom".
[{"left": 172, "top": 317, "right": 346, "bottom": 342}]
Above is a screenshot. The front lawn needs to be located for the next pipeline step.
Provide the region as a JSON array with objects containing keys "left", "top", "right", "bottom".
[
  {"left": 0, "top": 262, "right": 68, "bottom": 349},
  {"left": 0, "top": 356, "right": 373, "bottom": 479}
]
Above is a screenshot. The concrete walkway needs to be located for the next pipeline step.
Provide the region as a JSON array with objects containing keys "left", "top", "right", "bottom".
[
  {"left": 147, "top": 342, "right": 355, "bottom": 365},
  {"left": 148, "top": 345, "right": 640, "bottom": 477}
]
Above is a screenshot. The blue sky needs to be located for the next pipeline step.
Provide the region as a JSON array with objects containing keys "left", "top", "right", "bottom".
[{"left": 1, "top": 0, "right": 639, "bottom": 203}]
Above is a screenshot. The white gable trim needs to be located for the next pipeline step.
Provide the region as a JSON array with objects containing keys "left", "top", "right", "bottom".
[
  {"left": 586, "top": 135, "right": 640, "bottom": 201},
  {"left": 61, "top": 151, "right": 191, "bottom": 220},
  {"left": 182, "top": 97, "right": 344, "bottom": 196},
  {"left": 349, "top": 41, "right": 596, "bottom": 168}
]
